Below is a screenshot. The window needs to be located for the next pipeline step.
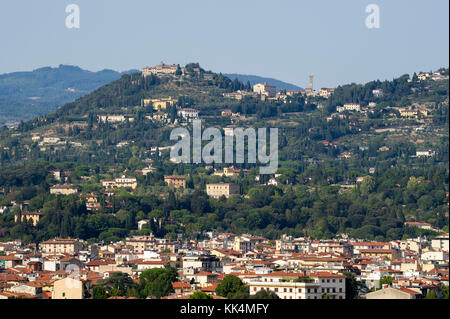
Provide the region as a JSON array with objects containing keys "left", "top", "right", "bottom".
[
  {"left": 62, "top": 292, "right": 65, "bottom": 297},
  {"left": 275, "top": 288, "right": 278, "bottom": 292}
]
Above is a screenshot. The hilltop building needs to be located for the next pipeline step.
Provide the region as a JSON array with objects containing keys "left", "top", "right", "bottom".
[
  {"left": 50, "top": 185, "right": 78, "bottom": 195},
  {"left": 253, "top": 83, "right": 276, "bottom": 98},
  {"left": 142, "top": 63, "right": 178, "bottom": 77}
]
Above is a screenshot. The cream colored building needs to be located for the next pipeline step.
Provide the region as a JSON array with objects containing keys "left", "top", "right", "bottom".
[
  {"left": 40, "top": 238, "right": 84, "bottom": 255},
  {"left": 319, "top": 88, "right": 334, "bottom": 98},
  {"left": 431, "top": 234, "right": 449, "bottom": 252},
  {"left": 50, "top": 184, "right": 78, "bottom": 195},
  {"left": 52, "top": 277, "right": 84, "bottom": 299},
  {"left": 98, "top": 115, "right": 134, "bottom": 123},
  {"left": 253, "top": 83, "right": 276, "bottom": 97},
  {"left": 248, "top": 280, "right": 321, "bottom": 299},
  {"left": 142, "top": 63, "right": 178, "bottom": 77},
  {"left": 164, "top": 176, "right": 186, "bottom": 189},
  {"left": 206, "top": 183, "right": 240, "bottom": 199},
  {"left": 101, "top": 176, "right": 137, "bottom": 190},
  {"left": 246, "top": 272, "right": 345, "bottom": 300},
  {"left": 365, "top": 287, "right": 421, "bottom": 299}
]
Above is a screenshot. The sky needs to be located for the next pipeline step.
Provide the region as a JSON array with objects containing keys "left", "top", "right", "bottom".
[{"left": 0, "top": 0, "right": 448, "bottom": 88}]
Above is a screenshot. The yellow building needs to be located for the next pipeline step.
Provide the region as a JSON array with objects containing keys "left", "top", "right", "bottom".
[
  {"left": 142, "top": 97, "right": 177, "bottom": 111},
  {"left": 164, "top": 176, "right": 186, "bottom": 189},
  {"left": 40, "top": 238, "right": 84, "bottom": 255}
]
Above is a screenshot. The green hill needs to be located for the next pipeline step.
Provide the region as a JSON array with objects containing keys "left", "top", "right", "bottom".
[
  {"left": 0, "top": 65, "right": 136, "bottom": 127},
  {"left": 0, "top": 63, "right": 448, "bottom": 243},
  {"left": 0, "top": 65, "right": 302, "bottom": 127}
]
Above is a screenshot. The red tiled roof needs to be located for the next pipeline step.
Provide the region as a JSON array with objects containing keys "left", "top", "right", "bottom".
[
  {"left": 397, "top": 287, "right": 421, "bottom": 295},
  {"left": 172, "top": 281, "right": 191, "bottom": 289}
]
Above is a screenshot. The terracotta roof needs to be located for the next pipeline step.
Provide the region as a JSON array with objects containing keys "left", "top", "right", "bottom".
[
  {"left": 397, "top": 287, "right": 421, "bottom": 295},
  {"left": 172, "top": 281, "right": 191, "bottom": 289},
  {"left": 201, "top": 283, "right": 218, "bottom": 292}
]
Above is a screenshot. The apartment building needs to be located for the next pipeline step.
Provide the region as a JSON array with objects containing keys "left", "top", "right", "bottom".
[
  {"left": 233, "top": 235, "right": 264, "bottom": 253},
  {"left": 245, "top": 271, "right": 345, "bottom": 299},
  {"left": 182, "top": 255, "right": 223, "bottom": 273},
  {"left": 142, "top": 63, "right": 178, "bottom": 77}
]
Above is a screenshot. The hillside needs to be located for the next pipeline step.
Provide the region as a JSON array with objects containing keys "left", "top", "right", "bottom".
[
  {"left": 0, "top": 63, "right": 448, "bottom": 244},
  {"left": 0, "top": 65, "right": 137, "bottom": 127},
  {"left": 0, "top": 65, "right": 302, "bottom": 127}
]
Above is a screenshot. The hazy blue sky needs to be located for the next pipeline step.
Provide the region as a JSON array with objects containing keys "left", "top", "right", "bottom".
[{"left": 0, "top": 0, "right": 448, "bottom": 88}]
